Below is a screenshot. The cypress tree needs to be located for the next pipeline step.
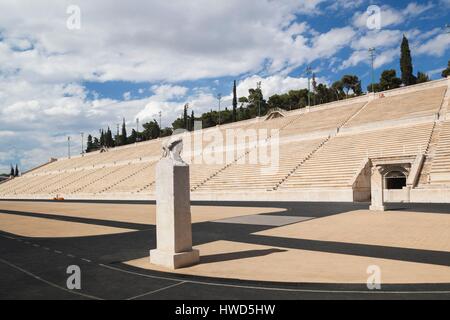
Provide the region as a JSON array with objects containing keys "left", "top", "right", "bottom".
[
  {"left": 190, "top": 110, "right": 195, "bottom": 131},
  {"left": 86, "top": 134, "right": 94, "bottom": 153},
  {"left": 183, "top": 104, "right": 188, "bottom": 130},
  {"left": 14, "top": 164, "right": 19, "bottom": 177},
  {"left": 232, "top": 80, "right": 237, "bottom": 122},
  {"left": 10, "top": 165, "right": 14, "bottom": 177},
  {"left": 442, "top": 60, "right": 450, "bottom": 78},
  {"left": 106, "top": 127, "right": 113, "bottom": 147},
  {"left": 121, "top": 118, "right": 127, "bottom": 145},
  {"left": 400, "top": 35, "right": 416, "bottom": 86},
  {"left": 100, "top": 130, "right": 105, "bottom": 147}
]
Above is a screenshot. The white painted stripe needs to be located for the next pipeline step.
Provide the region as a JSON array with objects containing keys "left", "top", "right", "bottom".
[
  {"left": 100, "top": 264, "right": 450, "bottom": 295},
  {"left": 0, "top": 257, "right": 102, "bottom": 300},
  {"left": 126, "top": 282, "right": 186, "bottom": 300}
]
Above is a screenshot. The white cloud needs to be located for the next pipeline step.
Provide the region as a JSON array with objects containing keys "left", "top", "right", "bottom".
[
  {"left": 352, "top": 2, "right": 433, "bottom": 30},
  {"left": 416, "top": 34, "right": 450, "bottom": 57},
  {"left": 123, "top": 92, "right": 131, "bottom": 101},
  {"left": 151, "top": 85, "right": 188, "bottom": 101},
  {"left": 351, "top": 30, "right": 402, "bottom": 50},
  {"left": 0, "top": 0, "right": 327, "bottom": 83}
]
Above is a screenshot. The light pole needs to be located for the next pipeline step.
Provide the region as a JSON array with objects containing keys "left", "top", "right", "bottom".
[
  {"left": 217, "top": 93, "right": 222, "bottom": 125},
  {"left": 136, "top": 118, "right": 139, "bottom": 142},
  {"left": 80, "top": 132, "right": 84, "bottom": 156},
  {"left": 256, "top": 81, "right": 262, "bottom": 117},
  {"left": 67, "top": 136, "right": 71, "bottom": 159},
  {"left": 306, "top": 66, "right": 312, "bottom": 107},
  {"left": 369, "top": 48, "right": 376, "bottom": 93},
  {"left": 158, "top": 111, "right": 162, "bottom": 136}
]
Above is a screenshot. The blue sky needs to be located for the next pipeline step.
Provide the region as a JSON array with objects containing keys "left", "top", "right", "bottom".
[{"left": 0, "top": 0, "right": 449, "bottom": 172}]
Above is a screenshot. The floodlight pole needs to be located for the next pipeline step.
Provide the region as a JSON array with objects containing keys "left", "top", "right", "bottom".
[
  {"left": 217, "top": 93, "right": 222, "bottom": 125},
  {"left": 158, "top": 111, "right": 162, "bottom": 137},
  {"left": 81, "top": 132, "right": 84, "bottom": 156},
  {"left": 68, "top": 136, "right": 71, "bottom": 159},
  {"left": 369, "top": 48, "right": 376, "bottom": 93},
  {"left": 306, "top": 66, "right": 312, "bottom": 107},
  {"left": 136, "top": 118, "right": 139, "bottom": 142}
]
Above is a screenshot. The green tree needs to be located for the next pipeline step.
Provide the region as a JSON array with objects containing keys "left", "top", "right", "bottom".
[
  {"left": 86, "top": 134, "right": 94, "bottom": 153},
  {"left": 183, "top": 104, "right": 189, "bottom": 130},
  {"left": 10, "top": 165, "right": 14, "bottom": 177},
  {"left": 416, "top": 72, "right": 430, "bottom": 84},
  {"left": 172, "top": 117, "right": 185, "bottom": 131},
  {"left": 93, "top": 137, "right": 100, "bottom": 149},
  {"left": 248, "top": 88, "right": 267, "bottom": 116},
  {"left": 331, "top": 80, "right": 344, "bottom": 100},
  {"left": 160, "top": 127, "right": 173, "bottom": 137},
  {"left": 379, "top": 69, "right": 402, "bottom": 91},
  {"left": 341, "top": 75, "right": 361, "bottom": 98},
  {"left": 99, "top": 130, "right": 104, "bottom": 147},
  {"left": 142, "top": 120, "right": 161, "bottom": 140},
  {"left": 268, "top": 94, "right": 287, "bottom": 109},
  {"left": 232, "top": 80, "right": 237, "bottom": 122},
  {"left": 190, "top": 110, "right": 195, "bottom": 131},
  {"left": 367, "top": 83, "right": 382, "bottom": 93},
  {"left": 400, "top": 35, "right": 416, "bottom": 86},
  {"left": 106, "top": 127, "right": 114, "bottom": 147},
  {"left": 120, "top": 118, "right": 127, "bottom": 146},
  {"left": 129, "top": 129, "right": 138, "bottom": 143},
  {"left": 442, "top": 60, "right": 450, "bottom": 78},
  {"left": 14, "top": 164, "right": 19, "bottom": 177}
]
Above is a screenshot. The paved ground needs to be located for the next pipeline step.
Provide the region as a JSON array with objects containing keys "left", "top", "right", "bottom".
[{"left": 0, "top": 200, "right": 450, "bottom": 300}]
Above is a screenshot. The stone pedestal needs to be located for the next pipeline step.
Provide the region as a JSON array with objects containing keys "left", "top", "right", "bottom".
[
  {"left": 370, "top": 166, "right": 386, "bottom": 211},
  {"left": 150, "top": 158, "right": 199, "bottom": 269}
]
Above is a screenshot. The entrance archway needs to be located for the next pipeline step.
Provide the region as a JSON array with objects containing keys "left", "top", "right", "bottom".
[{"left": 385, "top": 171, "right": 407, "bottom": 190}]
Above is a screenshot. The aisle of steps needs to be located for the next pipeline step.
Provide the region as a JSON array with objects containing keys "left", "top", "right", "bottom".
[
  {"left": 137, "top": 181, "right": 155, "bottom": 193},
  {"left": 273, "top": 100, "right": 370, "bottom": 190},
  {"left": 418, "top": 121, "right": 442, "bottom": 185},
  {"left": 47, "top": 169, "right": 100, "bottom": 195},
  {"left": 428, "top": 120, "right": 450, "bottom": 184},
  {"left": 418, "top": 85, "right": 449, "bottom": 186},
  {"left": 27, "top": 171, "right": 77, "bottom": 195},
  {"left": 70, "top": 165, "right": 127, "bottom": 194},
  {"left": 99, "top": 161, "right": 156, "bottom": 194},
  {"left": 192, "top": 115, "right": 300, "bottom": 192},
  {"left": 0, "top": 174, "right": 47, "bottom": 195},
  {"left": 279, "top": 123, "right": 434, "bottom": 189},
  {"left": 272, "top": 137, "right": 330, "bottom": 191}
]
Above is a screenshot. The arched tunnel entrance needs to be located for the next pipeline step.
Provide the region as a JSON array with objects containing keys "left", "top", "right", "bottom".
[{"left": 385, "top": 171, "right": 407, "bottom": 190}]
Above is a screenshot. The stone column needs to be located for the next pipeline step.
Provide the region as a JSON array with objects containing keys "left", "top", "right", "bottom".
[
  {"left": 370, "top": 166, "right": 386, "bottom": 211},
  {"left": 150, "top": 156, "right": 199, "bottom": 269}
]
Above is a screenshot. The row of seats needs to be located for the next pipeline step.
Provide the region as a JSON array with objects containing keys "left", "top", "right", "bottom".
[
  {"left": 344, "top": 86, "right": 447, "bottom": 128},
  {"left": 282, "top": 102, "right": 366, "bottom": 136},
  {"left": 195, "top": 138, "right": 325, "bottom": 191},
  {"left": 279, "top": 123, "right": 434, "bottom": 189}
]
